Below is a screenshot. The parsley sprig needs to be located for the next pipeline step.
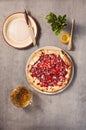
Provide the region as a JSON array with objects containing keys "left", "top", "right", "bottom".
[{"left": 46, "top": 12, "right": 67, "bottom": 35}]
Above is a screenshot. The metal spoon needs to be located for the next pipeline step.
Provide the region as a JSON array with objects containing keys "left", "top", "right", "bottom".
[{"left": 67, "top": 19, "right": 75, "bottom": 51}]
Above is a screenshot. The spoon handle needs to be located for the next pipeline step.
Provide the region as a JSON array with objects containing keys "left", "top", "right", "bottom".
[{"left": 67, "top": 19, "right": 75, "bottom": 51}]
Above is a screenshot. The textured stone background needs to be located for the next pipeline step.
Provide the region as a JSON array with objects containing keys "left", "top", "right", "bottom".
[{"left": 0, "top": 0, "right": 86, "bottom": 130}]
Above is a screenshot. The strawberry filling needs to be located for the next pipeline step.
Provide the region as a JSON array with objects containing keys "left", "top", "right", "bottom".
[{"left": 30, "top": 53, "right": 68, "bottom": 87}]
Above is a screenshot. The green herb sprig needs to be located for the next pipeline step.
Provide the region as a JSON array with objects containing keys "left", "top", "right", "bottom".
[{"left": 46, "top": 12, "right": 67, "bottom": 35}]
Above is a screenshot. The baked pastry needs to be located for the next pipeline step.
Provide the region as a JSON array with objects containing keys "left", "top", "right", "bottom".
[{"left": 26, "top": 48, "right": 73, "bottom": 93}]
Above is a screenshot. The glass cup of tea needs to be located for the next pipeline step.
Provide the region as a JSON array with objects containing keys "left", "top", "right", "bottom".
[{"left": 10, "top": 86, "right": 32, "bottom": 108}]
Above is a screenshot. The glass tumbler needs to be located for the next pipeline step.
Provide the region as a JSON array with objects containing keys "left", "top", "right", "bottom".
[{"left": 10, "top": 86, "right": 32, "bottom": 108}]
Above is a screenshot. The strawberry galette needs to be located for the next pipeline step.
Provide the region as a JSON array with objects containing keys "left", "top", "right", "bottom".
[{"left": 26, "top": 47, "right": 73, "bottom": 93}]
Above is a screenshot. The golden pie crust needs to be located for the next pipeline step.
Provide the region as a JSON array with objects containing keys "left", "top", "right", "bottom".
[{"left": 26, "top": 49, "right": 72, "bottom": 93}]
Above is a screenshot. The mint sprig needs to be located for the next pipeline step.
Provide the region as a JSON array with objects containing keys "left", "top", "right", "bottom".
[{"left": 46, "top": 12, "right": 67, "bottom": 35}]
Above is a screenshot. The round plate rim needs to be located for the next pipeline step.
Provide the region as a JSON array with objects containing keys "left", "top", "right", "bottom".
[
  {"left": 26, "top": 46, "right": 74, "bottom": 95},
  {"left": 2, "top": 12, "right": 37, "bottom": 49}
]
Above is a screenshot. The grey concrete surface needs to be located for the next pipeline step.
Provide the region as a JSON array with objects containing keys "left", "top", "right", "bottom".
[{"left": 0, "top": 0, "right": 86, "bottom": 130}]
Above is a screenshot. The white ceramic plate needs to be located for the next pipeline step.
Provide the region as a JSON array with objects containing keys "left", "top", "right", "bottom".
[
  {"left": 2, "top": 12, "right": 37, "bottom": 49},
  {"left": 26, "top": 46, "right": 74, "bottom": 95}
]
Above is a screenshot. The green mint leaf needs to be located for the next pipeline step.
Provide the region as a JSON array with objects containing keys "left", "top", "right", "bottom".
[{"left": 55, "top": 29, "right": 62, "bottom": 35}]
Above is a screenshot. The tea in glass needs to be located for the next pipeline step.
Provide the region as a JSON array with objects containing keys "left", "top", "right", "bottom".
[{"left": 10, "top": 86, "right": 32, "bottom": 108}]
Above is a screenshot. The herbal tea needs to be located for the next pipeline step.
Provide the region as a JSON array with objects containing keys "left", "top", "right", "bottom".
[{"left": 10, "top": 87, "right": 32, "bottom": 107}]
